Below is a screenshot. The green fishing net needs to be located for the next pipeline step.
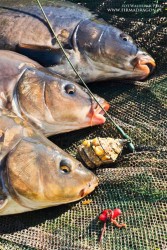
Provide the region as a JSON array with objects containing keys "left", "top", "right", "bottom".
[{"left": 0, "top": 0, "right": 166, "bottom": 249}]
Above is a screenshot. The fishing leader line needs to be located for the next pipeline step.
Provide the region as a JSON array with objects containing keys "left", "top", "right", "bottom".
[{"left": 36, "top": 0, "right": 135, "bottom": 152}]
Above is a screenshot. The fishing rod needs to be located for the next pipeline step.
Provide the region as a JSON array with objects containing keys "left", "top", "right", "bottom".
[{"left": 36, "top": 0, "right": 135, "bottom": 152}]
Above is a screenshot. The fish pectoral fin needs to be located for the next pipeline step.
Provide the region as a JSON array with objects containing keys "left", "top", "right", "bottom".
[
  {"left": 0, "top": 196, "right": 8, "bottom": 210},
  {"left": 16, "top": 43, "right": 52, "bottom": 51},
  {"left": 16, "top": 43, "right": 65, "bottom": 67},
  {"left": 0, "top": 125, "right": 23, "bottom": 162}
]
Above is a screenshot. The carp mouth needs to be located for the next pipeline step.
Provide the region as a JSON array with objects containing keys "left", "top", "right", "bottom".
[
  {"left": 79, "top": 176, "right": 99, "bottom": 198},
  {"left": 131, "top": 54, "right": 156, "bottom": 80},
  {"left": 87, "top": 99, "right": 110, "bottom": 126}
]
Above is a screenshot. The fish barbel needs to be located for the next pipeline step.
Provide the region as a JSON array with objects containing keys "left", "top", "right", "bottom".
[
  {"left": 0, "top": 1, "right": 156, "bottom": 82},
  {"left": 0, "top": 50, "right": 109, "bottom": 136},
  {"left": 0, "top": 109, "right": 98, "bottom": 215}
]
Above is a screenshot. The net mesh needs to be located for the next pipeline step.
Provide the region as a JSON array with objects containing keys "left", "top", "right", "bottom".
[{"left": 0, "top": 0, "right": 166, "bottom": 249}]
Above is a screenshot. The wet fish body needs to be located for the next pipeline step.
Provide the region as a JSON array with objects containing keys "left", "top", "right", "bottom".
[
  {"left": 0, "top": 1, "right": 155, "bottom": 82},
  {"left": 0, "top": 50, "right": 109, "bottom": 136},
  {"left": 0, "top": 3, "right": 116, "bottom": 216},
  {"left": 0, "top": 109, "right": 98, "bottom": 215},
  {"left": 0, "top": 38, "right": 109, "bottom": 215}
]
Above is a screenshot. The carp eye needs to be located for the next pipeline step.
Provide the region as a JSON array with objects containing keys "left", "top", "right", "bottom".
[
  {"left": 60, "top": 160, "right": 71, "bottom": 173},
  {"left": 120, "top": 33, "right": 128, "bottom": 42},
  {"left": 65, "top": 84, "right": 76, "bottom": 95},
  {"left": 60, "top": 166, "right": 70, "bottom": 173}
]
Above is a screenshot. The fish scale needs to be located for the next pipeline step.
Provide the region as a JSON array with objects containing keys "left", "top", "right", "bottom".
[
  {"left": 0, "top": 0, "right": 156, "bottom": 216},
  {"left": 0, "top": 48, "right": 109, "bottom": 215},
  {"left": 0, "top": 50, "right": 109, "bottom": 136},
  {"left": 0, "top": 108, "right": 98, "bottom": 215},
  {"left": 0, "top": 1, "right": 155, "bottom": 82}
]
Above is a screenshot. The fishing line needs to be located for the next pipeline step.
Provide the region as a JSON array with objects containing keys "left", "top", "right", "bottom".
[{"left": 36, "top": 0, "right": 135, "bottom": 152}]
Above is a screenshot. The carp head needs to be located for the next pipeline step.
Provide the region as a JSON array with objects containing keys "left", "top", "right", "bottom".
[
  {"left": 71, "top": 20, "right": 155, "bottom": 82},
  {"left": 2, "top": 129, "right": 98, "bottom": 215},
  {"left": 15, "top": 68, "right": 109, "bottom": 136}
]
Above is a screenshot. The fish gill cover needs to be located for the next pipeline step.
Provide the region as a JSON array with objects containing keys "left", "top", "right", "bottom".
[{"left": 0, "top": 0, "right": 166, "bottom": 249}]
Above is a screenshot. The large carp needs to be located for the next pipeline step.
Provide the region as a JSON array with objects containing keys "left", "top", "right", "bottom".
[
  {"left": 0, "top": 109, "right": 98, "bottom": 215},
  {"left": 0, "top": 50, "right": 109, "bottom": 136},
  {"left": 0, "top": 1, "right": 155, "bottom": 83}
]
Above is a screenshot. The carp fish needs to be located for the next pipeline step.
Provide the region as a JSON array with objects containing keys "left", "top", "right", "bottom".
[
  {"left": 0, "top": 0, "right": 155, "bottom": 82},
  {"left": 0, "top": 50, "right": 109, "bottom": 136},
  {"left": 0, "top": 109, "right": 98, "bottom": 215}
]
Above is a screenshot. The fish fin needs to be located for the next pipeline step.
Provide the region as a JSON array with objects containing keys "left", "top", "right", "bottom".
[
  {"left": 16, "top": 43, "right": 65, "bottom": 67},
  {"left": 93, "top": 18, "right": 108, "bottom": 25},
  {"left": 0, "top": 197, "right": 8, "bottom": 211},
  {"left": 0, "top": 139, "right": 21, "bottom": 162},
  {"left": 0, "top": 122, "right": 23, "bottom": 162}
]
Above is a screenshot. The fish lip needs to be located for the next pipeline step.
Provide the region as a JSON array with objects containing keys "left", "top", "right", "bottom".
[
  {"left": 131, "top": 54, "right": 156, "bottom": 79},
  {"left": 87, "top": 100, "right": 110, "bottom": 126},
  {"left": 79, "top": 175, "right": 99, "bottom": 198}
]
